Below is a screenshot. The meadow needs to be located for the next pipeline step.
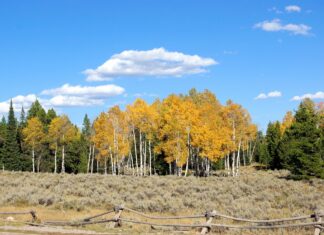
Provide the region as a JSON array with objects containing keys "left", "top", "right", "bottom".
[{"left": 0, "top": 166, "right": 323, "bottom": 234}]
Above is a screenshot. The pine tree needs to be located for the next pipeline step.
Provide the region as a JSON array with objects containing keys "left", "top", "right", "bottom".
[
  {"left": 46, "top": 108, "right": 57, "bottom": 125},
  {"left": 27, "top": 100, "right": 47, "bottom": 124},
  {"left": 79, "top": 114, "right": 91, "bottom": 173},
  {"left": 0, "top": 117, "right": 7, "bottom": 169},
  {"left": 279, "top": 99, "right": 324, "bottom": 179},
  {"left": 3, "top": 100, "right": 21, "bottom": 171},
  {"left": 254, "top": 131, "right": 271, "bottom": 167},
  {"left": 266, "top": 121, "right": 281, "bottom": 169}
]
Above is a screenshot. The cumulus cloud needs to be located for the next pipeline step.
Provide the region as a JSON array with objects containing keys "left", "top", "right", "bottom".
[
  {"left": 0, "top": 84, "right": 126, "bottom": 116},
  {"left": 48, "top": 95, "right": 105, "bottom": 107},
  {"left": 41, "top": 84, "right": 125, "bottom": 98},
  {"left": 291, "top": 91, "right": 324, "bottom": 101},
  {"left": 0, "top": 94, "right": 38, "bottom": 115},
  {"left": 84, "top": 48, "right": 217, "bottom": 81},
  {"left": 285, "top": 5, "right": 301, "bottom": 13},
  {"left": 254, "top": 19, "right": 311, "bottom": 35},
  {"left": 41, "top": 84, "right": 125, "bottom": 108},
  {"left": 255, "top": 91, "right": 282, "bottom": 100}
]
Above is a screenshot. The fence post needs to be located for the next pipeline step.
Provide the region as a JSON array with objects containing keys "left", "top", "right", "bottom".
[
  {"left": 201, "top": 210, "right": 217, "bottom": 235},
  {"left": 110, "top": 205, "right": 124, "bottom": 228},
  {"left": 30, "top": 210, "right": 37, "bottom": 223},
  {"left": 314, "top": 210, "right": 323, "bottom": 235}
]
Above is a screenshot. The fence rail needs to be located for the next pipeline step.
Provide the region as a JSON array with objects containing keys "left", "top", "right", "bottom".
[{"left": 0, "top": 206, "right": 323, "bottom": 234}]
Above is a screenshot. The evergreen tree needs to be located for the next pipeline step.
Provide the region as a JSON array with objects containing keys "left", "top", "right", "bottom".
[
  {"left": 265, "top": 121, "right": 281, "bottom": 169},
  {"left": 17, "top": 107, "right": 30, "bottom": 170},
  {"left": 17, "top": 107, "right": 26, "bottom": 150},
  {"left": 78, "top": 114, "right": 91, "bottom": 173},
  {"left": 46, "top": 108, "right": 57, "bottom": 125},
  {"left": 0, "top": 117, "right": 7, "bottom": 168},
  {"left": 254, "top": 131, "right": 271, "bottom": 167},
  {"left": 27, "top": 100, "right": 47, "bottom": 124},
  {"left": 3, "top": 100, "right": 21, "bottom": 170},
  {"left": 279, "top": 99, "right": 324, "bottom": 179}
]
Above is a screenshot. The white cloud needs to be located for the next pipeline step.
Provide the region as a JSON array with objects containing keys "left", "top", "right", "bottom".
[
  {"left": 41, "top": 84, "right": 125, "bottom": 98},
  {"left": 0, "top": 83, "right": 126, "bottom": 116},
  {"left": 285, "top": 5, "right": 301, "bottom": 13},
  {"left": 255, "top": 91, "right": 282, "bottom": 100},
  {"left": 41, "top": 83, "right": 125, "bottom": 108},
  {"left": 0, "top": 94, "right": 38, "bottom": 115},
  {"left": 254, "top": 19, "right": 311, "bottom": 35},
  {"left": 48, "top": 95, "right": 105, "bottom": 107},
  {"left": 84, "top": 48, "right": 217, "bottom": 81},
  {"left": 291, "top": 91, "right": 324, "bottom": 101}
]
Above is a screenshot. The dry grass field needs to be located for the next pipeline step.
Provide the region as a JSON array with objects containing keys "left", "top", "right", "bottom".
[{"left": 0, "top": 166, "right": 323, "bottom": 234}]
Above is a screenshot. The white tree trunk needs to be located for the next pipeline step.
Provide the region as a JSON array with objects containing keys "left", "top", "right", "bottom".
[
  {"left": 132, "top": 127, "right": 138, "bottom": 176},
  {"left": 104, "top": 156, "right": 107, "bottom": 175},
  {"left": 61, "top": 145, "right": 65, "bottom": 173},
  {"left": 235, "top": 141, "right": 241, "bottom": 177},
  {"left": 231, "top": 151, "right": 235, "bottom": 177},
  {"left": 91, "top": 145, "right": 95, "bottom": 174},
  {"left": 149, "top": 140, "right": 152, "bottom": 176},
  {"left": 139, "top": 130, "right": 143, "bottom": 176},
  {"left": 143, "top": 139, "right": 147, "bottom": 176},
  {"left": 185, "top": 130, "right": 190, "bottom": 177},
  {"left": 87, "top": 145, "right": 91, "bottom": 173},
  {"left": 54, "top": 146, "right": 57, "bottom": 174}
]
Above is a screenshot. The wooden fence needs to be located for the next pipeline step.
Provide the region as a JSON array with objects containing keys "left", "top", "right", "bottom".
[{"left": 1, "top": 206, "right": 323, "bottom": 234}]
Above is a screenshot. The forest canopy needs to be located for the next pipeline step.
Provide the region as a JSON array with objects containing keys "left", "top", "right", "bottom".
[{"left": 0, "top": 89, "right": 323, "bottom": 179}]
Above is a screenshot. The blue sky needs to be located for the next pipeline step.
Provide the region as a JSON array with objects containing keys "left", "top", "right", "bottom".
[{"left": 0, "top": 0, "right": 323, "bottom": 131}]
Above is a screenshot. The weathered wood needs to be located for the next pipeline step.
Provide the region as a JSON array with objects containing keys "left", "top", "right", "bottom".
[
  {"left": 314, "top": 211, "right": 323, "bottom": 235},
  {"left": 30, "top": 210, "right": 38, "bottom": 223},
  {"left": 201, "top": 210, "right": 217, "bottom": 234},
  {"left": 110, "top": 205, "right": 124, "bottom": 228}
]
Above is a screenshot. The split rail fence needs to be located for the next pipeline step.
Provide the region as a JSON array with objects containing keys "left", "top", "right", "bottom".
[{"left": 1, "top": 206, "right": 323, "bottom": 234}]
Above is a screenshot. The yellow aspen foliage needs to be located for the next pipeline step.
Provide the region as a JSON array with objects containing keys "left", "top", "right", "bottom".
[
  {"left": 280, "top": 111, "right": 295, "bottom": 134},
  {"left": 23, "top": 117, "right": 45, "bottom": 151}
]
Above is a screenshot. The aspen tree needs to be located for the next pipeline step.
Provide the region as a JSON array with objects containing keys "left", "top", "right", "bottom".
[{"left": 22, "top": 117, "right": 45, "bottom": 173}]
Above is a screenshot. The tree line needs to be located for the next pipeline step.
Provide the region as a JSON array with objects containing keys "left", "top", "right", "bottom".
[
  {"left": 254, "top": 99, "right": 324, "bottom": 179},
  {"left": 0, "top": 89, "right": 322, "bottom": 178}
]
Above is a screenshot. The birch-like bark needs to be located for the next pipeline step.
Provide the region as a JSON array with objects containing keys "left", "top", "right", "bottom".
[
  {"left": 250, "top": 140, "right": 257, "bottom": 163},
  {"left": 87, "top": 145, "right": 91, "bottom": 173},
  {"left": 185, "top": 129, "right": 190, "bottom": 177},
  {"left": 143, "top": 139, "right": 147, "bottom": 176},
  {"left": 226, "top": 154, "right": 230, "bottom": 176},
  {"left": 235, "top": 141, "right": 241, "bottom": 177},
  {"left": 139, "top": 130, "right": 143, "bottom": 176},
  {"left": 243, "top": 142, "right": 246, "bottom": 166},
  {"left": 231, "top": 151, "right": 236, "bottom": 177},
  {"left": 104, "top": 156, "right": 107, "bottom": 175},
  {"left": 91, "top": 145, "right": 95, "bottom": 174},
  {"left": 132, "top": 127, "right": 138, "bottom": 176},
  {"left": 61, "top": 144, "right": 65, "bottom": 173},
  {"left": 148, "top": 140, "right": 152, "bottom": 176},
  {"left": 129, "top": 151, "right": 134, "bottom": 175}
]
